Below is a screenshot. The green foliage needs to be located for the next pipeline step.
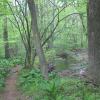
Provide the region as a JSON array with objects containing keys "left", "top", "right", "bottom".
[
  {"left": 0, "top": 57, "right": 24, "bottom": 91},
  {"left": 18, "top": 68, "right": 42, "bottom": 94},
  {"left": 0, "top": 57, "right": 24, "bottom": 68},
  {"left": 45, "top": 49, "right": 56, "bottom": 63},
  {"left": 0, "top": 67, "right": 9, "bottom": 90},
  {"left": 18, "top": 69, "right": 66, "bottom": 100},
  {"left": 18, "top": 68, "right": 100, "bottom": 100},
  {"left": 0, "top": 0, "right": 11, "bottom": 15},
  {"left": 0, "top": 59, "right": 13, "bottom": 67},
  {"left": 0, "top": 59, "right": 11, "bottom": 91},
  {"left": 11, "top": 57, "right": 24, "bottom": 65}
]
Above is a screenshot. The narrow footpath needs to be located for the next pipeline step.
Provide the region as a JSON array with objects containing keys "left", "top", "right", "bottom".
[{"left": 0, "top": 66, "right": 26, "bottom": 100}]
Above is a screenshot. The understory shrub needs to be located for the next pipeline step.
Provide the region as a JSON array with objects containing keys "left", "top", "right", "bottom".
[{"left": 18, "top": 68, "right": 100, "bottom": 100}]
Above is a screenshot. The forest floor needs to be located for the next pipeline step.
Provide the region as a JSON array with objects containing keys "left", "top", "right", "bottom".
[
  {"left": 58, "top": 49, "right": 88, "bottom": 77},
  {"left": 0, "top": 65, "right": 27, "bottom": 100},
  {"left": 0, "top": 49, "right": 88, "bottom": 100}
]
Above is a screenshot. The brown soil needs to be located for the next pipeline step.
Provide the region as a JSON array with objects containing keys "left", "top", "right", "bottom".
[{"left": 0, "top": 66, "right": 27, "bottom": 100}]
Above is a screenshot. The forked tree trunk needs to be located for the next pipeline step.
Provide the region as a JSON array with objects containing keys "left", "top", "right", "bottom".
[
  {"left": 88, "top": 0, "right": 100, "bottom": 85},
  {"left": 3, "top": 17, "right": 10, "bottom": 59},
  {"left": 28, "top": 0, "right": 48, "bottom": 79}
]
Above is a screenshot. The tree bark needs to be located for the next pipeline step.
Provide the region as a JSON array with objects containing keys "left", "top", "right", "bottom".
[
  {"left": 88, "top": 0, "right": 100, "bottom": 85},
  {"left": 28, "top": 0, "right": 48, "bottom": 79},
  {"left": 3, "top": 17, "right": 10, "bottom": 59}
]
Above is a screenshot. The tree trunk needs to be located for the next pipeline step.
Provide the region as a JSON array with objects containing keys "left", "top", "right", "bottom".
[
  {"left": 28, "top": 0, "right": 48, "bottom": 79},
  {"left": 3, "top": 17, "right": 10, "bottom": 59},
  {"left": 88, "top": 0, "right": 100, "bottom": 85},
  {"left": 25, "top": 49, "right": 32, "bottom": 68}
]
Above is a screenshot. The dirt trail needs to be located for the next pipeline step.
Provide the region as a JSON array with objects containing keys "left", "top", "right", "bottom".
[{"left": 0, "top": 66, "right": 26, "bottom": 100}]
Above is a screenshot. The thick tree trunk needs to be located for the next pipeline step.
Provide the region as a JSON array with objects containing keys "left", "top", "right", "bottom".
[
  {"left": 88, "top": 0, "right": 100, "bottom": 85},
  {"left": 28, "top": 0, "right": 48, "bottom": 79},
  {"left": 3, "top": 17, "right": 10, "bottom": 59}
]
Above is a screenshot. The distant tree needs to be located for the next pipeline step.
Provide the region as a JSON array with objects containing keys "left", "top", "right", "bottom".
[
  {"left": 0, "top": 0, "right": 10, "bottom": 59},
  {"left": 3, "top": 17, "right": 10, "bottom": 59}
]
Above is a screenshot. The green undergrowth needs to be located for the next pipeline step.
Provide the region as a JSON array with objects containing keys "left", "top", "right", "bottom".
[
  {"left": 0, "top": 57, "right": 24, "bottom": 91},
  {"left": 18, "top": 68, "right": 100, "bottom": 100},
  {"left": 0, "top": 59, "right": 13, "bottom": 91}
]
